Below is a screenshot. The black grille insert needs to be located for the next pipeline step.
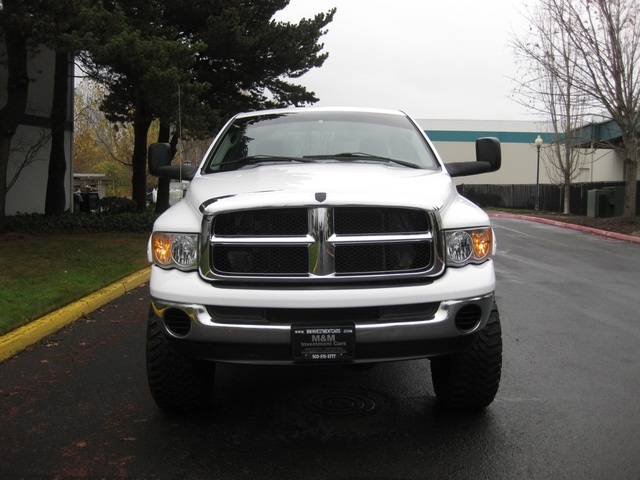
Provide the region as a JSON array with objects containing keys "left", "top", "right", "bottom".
[
  {"left": 335, "top": 207, "right": 430, "bottom": 235},
  {"left": 214, "top": 208, "right": 308, "bottom": 236},
  {"left": 207, "top": 303, "right": 439, "bottom": 325},
  {"left": 213, "top": 245, "right": 308, "bottom": 275},
  {"left": 335, "top": 243, "right": 431, "bottom": 274}
]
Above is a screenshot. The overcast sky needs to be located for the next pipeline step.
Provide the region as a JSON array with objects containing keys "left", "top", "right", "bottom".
[{"left": 275, "top": 0, "right": 538, "bottom": 122}]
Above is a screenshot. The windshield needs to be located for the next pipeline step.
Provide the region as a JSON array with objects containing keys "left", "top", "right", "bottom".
[{"left": 203, "top": 111, "right": 440, "bottom": 173}]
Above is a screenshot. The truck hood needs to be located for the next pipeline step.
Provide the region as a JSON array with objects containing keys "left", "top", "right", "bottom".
[
  {"left": 186, "top": 163, "right": 457, "bottom": 213},
  {"left": 154, "top": 162, "right": 491, "bottom": 232}
]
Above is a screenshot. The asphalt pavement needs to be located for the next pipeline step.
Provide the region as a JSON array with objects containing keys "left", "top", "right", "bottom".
[
  {"left": 0, "top": 269, "right": 150, "bottom": 363},
  {"left": 1, "top": 215, "right": 639, "bottom": 479},
  {"left": 2, "top": 213, "right": 637, "bottom": 364}
]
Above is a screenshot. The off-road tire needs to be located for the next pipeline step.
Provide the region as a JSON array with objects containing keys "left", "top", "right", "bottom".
[
  {"left": 430, "top": 302, "right": 502, "bottom": 410},
  {"left": 146, "top": 308, "right": 215, "bottom": 413}
]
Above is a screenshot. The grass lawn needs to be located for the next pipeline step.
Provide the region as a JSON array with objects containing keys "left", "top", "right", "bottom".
[
  {"left": 0, "top": 232, "right": 149, "bottom": 335},
  {"left": 1, "top": 210, "right": 637, "bottom": 338}
]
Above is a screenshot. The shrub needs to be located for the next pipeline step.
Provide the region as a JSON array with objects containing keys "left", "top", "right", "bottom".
[
  {"left": 5, "top": 211, "right": 158, "bottom": 234},
  {"left": 100, "top": 196, "right": 138, "bottom": 214}
]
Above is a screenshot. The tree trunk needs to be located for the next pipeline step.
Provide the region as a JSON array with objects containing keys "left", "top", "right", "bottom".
[
  {"left": 45, "top": 51, "right": 70, "bottom": 216},
  {"left": 563, "top": 182, "right": 571, "bottom": 215},
  {"left": 132, "top": 95, "right": 152, "bottom": 212},
  {"left": 623, "top": 156, "right": 637, "bottom": 217},
  {"left": 0, "top": 10, "right": 30, "bottom": 232},
  {"left": 154, "top": 120, "right": 171, "bottom": 214},
  {"left": 619, "top": 130, "right": 638, "bottom": 217},
  {"left": 0, "top": 136, "right": 13, "bottom": 232}
]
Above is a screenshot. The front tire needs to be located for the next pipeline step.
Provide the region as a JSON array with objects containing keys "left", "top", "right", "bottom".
[
  {"left": 146, "top": 308, "right": 215, "bottom": 413},
  {"left": 430, "top": 302, "right": 502, "bottom": 410}
]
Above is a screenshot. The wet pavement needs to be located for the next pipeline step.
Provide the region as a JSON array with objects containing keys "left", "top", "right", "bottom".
[{"left": 2, "top": 217, "right": 640, "bottom": 479}]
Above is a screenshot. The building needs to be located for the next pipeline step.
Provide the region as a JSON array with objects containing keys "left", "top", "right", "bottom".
[
  {"left": 1, "top": 46, "right": 75, "bottom": 215},
  {"left": 418, "top": 118, "right": 629, "bottom": 186},
  {"left": 1, "top": 46, "right": 634, "bottom": 217}
]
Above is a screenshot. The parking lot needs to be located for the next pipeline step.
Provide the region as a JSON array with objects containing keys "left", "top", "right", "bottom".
[{"left": 2, "top": 217, "right": 639, "bottom": 479}]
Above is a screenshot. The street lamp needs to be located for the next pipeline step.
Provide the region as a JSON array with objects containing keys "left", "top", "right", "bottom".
[{"left": 534, "top": 135, "right": 543, "bottom": 210}]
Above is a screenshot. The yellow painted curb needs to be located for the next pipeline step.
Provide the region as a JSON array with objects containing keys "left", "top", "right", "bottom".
[{"left": 0, "top": 268, "right": 150, "bottom": 363}]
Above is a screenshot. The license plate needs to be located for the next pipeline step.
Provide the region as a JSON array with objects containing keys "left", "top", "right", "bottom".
[{"left": 292, "top": 325, "right": 355, "bottom": 362}]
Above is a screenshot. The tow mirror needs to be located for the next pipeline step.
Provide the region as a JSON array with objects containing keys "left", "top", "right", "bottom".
[
  {"left": 445, "top": 137, "right": 501, "bottom": 177},
  {"left": 148, "top": 143, "right": 196, "bottom": 180}
]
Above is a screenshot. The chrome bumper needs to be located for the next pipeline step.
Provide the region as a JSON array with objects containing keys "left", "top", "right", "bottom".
[{"left": 151, "top": 292, "right": 495, "bottom": 364}]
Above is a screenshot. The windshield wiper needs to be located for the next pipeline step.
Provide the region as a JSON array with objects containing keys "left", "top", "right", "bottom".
[
  {"left": 219, "top": 155, "right": 313, "bottom": 171},
  {"left": 305, "top": 152, "right": 421, "bottom": 169}
]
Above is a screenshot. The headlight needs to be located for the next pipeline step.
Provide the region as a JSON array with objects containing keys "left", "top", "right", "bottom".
[
  {"left": 445, "top": 228, "right": 494, "bottom": 266},
  {"left": 152, "top": 232, "right": 199, "bottom": 270}
]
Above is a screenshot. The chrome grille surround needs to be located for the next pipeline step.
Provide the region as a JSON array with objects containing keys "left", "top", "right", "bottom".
[{"left": 199, "top": 206, "right": 445, "bottom": 283}]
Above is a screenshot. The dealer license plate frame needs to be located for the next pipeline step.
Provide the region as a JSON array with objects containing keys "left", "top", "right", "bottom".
[{"left": 292, "top": 325, "right": 355, "bottom": 362}]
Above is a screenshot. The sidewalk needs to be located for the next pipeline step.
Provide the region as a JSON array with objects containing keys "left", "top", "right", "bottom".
[
  {"left": 488, "top": 212, "right": 640, "bottom": 244},
  {"left": 2, "top": 214, "right": 639, "bottom": 363},
  {"left": 0, "top": 268, "right": 150, "bottom": 362}
]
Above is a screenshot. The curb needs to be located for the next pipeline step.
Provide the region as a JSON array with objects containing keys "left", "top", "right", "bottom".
[
  {"left": 488, "top": 212, "right": 640, "bottom": 244},
  {"left": 0, "top": 268, "right": 151, "bottom": 363},
  {"left": 1, "top": 214, "right": 637, "bottom": 364}
]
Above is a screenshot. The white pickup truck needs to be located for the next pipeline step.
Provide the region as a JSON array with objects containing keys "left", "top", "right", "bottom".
[{"left": 146, "top": 107, "right": 502, "bottom": 412}]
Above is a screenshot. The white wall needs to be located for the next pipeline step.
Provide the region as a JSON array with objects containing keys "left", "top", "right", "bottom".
[
  {"left": 2, "top": 47, "right": 74, "bottom": 215},
  {"left": 432, "top": 140, "right": 545, "bottom": 185},
  {"left": 417, "top": 118, "right": 629, "bottom": 185},
  {"left": 573, "top": 149, "right": 625, "bottom": 183}
]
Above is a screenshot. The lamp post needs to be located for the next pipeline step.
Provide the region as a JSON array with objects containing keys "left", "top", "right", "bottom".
[{"left": 534, "top": 135, "right": 543, "bottom": 210}]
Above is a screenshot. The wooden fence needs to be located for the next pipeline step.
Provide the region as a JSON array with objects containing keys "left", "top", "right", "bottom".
[{"left": 457, "top": 181, "right": 639, "bottom": 216}]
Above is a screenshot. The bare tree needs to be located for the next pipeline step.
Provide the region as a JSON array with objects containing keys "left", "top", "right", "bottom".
[
  {"left": 516, "top": 0, "right": 640, "bottom": 216},
  {"left": 512, "top": 2, "right": 593, "bottom": 214},
  {"left": 6, "top": 129, "right": 50, "bottom": 192}
]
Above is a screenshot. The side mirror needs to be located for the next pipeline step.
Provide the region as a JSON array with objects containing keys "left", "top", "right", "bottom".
[
  {"left": 148, "top": 143, "right": 197, "bottom": 180},
  {"left": 445, "top": 137, "right": 501, "bottom": 177}
]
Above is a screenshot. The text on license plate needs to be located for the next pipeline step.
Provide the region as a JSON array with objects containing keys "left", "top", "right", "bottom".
[{"left": 292, "top": 325, "right": 355, "bottom": 362}]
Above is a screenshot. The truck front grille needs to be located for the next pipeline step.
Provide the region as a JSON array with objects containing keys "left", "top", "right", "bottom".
[{"left": 203, "top": 207, "right": 443, "bottom": 282}]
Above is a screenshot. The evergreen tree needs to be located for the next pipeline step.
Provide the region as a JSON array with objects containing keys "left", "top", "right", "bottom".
[
  {"left": 83, "top": 0, "right": 204, "bottom": 210},
  {"left": 84, "top": 0, "right": 335, "bottom": 211}
]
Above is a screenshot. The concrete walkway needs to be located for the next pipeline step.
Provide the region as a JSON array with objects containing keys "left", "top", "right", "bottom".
[{"left": 489, "top": 212, "right": 640, "bottom": 244}]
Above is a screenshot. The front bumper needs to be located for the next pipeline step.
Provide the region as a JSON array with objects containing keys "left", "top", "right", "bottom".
[{"left": 149, "top": 262, "right": 496, "bottom": 364}]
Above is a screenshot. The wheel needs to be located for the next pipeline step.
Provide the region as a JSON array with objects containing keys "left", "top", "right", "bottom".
[
  {"left": 146, "top": 308, "right": 215, "bottom": 413},
  {"left": 430, "top": 302, "right": 502, "bottom": 411}
]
